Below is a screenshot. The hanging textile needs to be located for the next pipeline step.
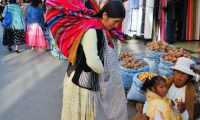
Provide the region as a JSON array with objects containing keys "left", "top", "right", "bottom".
[
  {"left": 160, "top": 0, "right": 166, "bottom": 41},
  {"left": 155, "top": 0, "right": 200, "bottom": 41},
  {"left": 157, "top": 0, "right": 162, "bottom": 40},
  {"left": 187, "top": 0, "right": 191, "bottom": 40},
  {"left": 141, "top": 0, "right": 146, "bottom": 36},
  {"left": 144, "top": 0, "right": 154, "bottom": 39},
  {"left": 122, "top": 0, "right": 139, "bottom": 37},
  {"left": 122, "top": 0, "right": 131, "bottom": 35},
  {"left": 136, "top": 0, "right": 155, "bottom": 39},
  {"left": 129, "top": 0, "right": 139, "bottom": 36},
  {"left": 136, "top": 0, "right": 144, "bottom": 36},
  {"left": 197, "top": 0, "right": 200, "bottom": 40}
]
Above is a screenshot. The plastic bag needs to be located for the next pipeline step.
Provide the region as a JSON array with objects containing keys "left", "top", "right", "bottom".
[
  {"left": 146, "top": 49, "right": 166, "bottom": 73},
  {"left": 158, "top": 57, "right": 174, "bottom": 77},
  {"left": 127, "top": 73, "right": 146, "bottom": 102},
  {"left": 120, "top": 64, "right": 149, "bottom": 89}
]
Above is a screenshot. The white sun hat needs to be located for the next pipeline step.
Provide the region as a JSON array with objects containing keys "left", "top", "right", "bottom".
[{"left": 170, "top": 57, "right": 196, "bottom": 76}]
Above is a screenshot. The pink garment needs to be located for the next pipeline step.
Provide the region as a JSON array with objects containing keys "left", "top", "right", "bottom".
[
  {"left": 26, "top": 23, "right": 47, "bottom": 47},
  {"left": 161, "top": 0, "right": 166, "bottom": 40}
]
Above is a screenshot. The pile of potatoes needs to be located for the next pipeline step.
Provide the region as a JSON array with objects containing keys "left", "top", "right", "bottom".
[
  {"left": 146, "top": 41, "right": 173, "bottom": 52},
  {"left": 119, "top": 52, "right": 147, "bottom": 70},
  {"left": 119, "top": 52, "right": 133, "bottom": 61},
  {"left": 161, "top": 48, "right": 192, "bottom": 63}
]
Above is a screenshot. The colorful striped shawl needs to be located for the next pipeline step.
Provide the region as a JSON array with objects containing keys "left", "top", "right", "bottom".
[{"left": 45, "top": 0, "right": 125, "bottom": 65}]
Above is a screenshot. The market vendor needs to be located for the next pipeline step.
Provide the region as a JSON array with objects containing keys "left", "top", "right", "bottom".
[{"left": 141, "top": 57, "right": 195, "bottom": 120}]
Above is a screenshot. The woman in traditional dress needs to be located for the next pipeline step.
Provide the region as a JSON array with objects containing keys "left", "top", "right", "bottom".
[
  {"left": 46, "top": 0, "right": 128, "bottom": 120},
  {"left": 25, "top": 0, "right": 46, "bottom": 51},
  {"left": 2, "top": 0, "right": 25, "bottom": 53}
]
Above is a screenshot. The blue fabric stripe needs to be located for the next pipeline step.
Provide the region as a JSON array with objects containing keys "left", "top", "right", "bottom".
[{"left": 47, "top": 13, "right": 66, "bottom": 28}]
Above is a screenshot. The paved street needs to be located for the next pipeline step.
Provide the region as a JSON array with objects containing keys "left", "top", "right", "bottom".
[
  {"left": 0, "top": 25, "right": 147, "bottom": 120},
  {"left": 0, "top": 25, "right": 67, "bottom": 120}
]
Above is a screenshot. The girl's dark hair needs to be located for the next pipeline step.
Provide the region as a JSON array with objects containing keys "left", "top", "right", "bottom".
[
  {"left": 31, "top": 0, "right": 40, "bottom": 7},
  {"left": 141, "top": 76, "right": 166, "bottom": 92},
  {"left": 92, "top": 1, "right": 125, "bottom": 18},
  {"left": 9, "top": 0, "right": 16, "bottom": 4}
]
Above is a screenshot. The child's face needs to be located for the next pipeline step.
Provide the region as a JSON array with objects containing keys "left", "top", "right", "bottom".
[{"left": 152, "top": 81, "right": 168, "bottom": 97}]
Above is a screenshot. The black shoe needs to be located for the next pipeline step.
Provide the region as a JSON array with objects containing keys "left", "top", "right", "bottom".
[
  {"left": 7, "top": 47, "right": 12, "bottom": 51},
  {"left": 15, "top": 50, "right": 20, "bottom": 53}
]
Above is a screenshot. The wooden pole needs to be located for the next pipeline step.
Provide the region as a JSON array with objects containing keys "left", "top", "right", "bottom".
[{"left": 190, "top": 64, "right": 200, "bottom": 119}]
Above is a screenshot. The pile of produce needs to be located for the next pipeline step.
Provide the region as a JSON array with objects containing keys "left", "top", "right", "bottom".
[
  {"left": 161, "top": 48, "right": 192, "bottom": 63},
  {"left": 119, "top": 52, "right": 133, "bottom": 61},
  {"left": 146, "top": 41, "right": 173, "bottom": 52},
  {"left": 138, "top": 72, "right": 173, "bottom": 86},
  {"left": 119, "top": 52, "right": 147, "bottom": 70},
  {"left": 138, "top": 72, "right": 158, "bottom": 82}
]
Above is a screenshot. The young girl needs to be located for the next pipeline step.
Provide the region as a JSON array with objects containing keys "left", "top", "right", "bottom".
[{"left": 141, "top": 76, "right": 181, "bottom": 120}]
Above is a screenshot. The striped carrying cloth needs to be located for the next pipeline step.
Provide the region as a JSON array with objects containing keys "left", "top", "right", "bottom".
[{"left": 45, "top": 0, "right": 125, "bottom": 65}]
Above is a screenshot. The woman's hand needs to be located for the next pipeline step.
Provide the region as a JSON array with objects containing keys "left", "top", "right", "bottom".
[{"left": 177, "top": 102, "right": 186, "bottom": 114}]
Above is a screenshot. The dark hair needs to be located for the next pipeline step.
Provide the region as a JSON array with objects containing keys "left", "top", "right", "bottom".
[
  {"left": 24, "top": 0, "right": 30, "bottom": 3},
  {"left": 1, "top": 0, "right": 7, "bottom": 4},
  {"left": 141, "top": 76, "right": 166, "bottom": 92},
  {"left": 31, "top": 0, "right": 39, "bottom": 7},
  {"left": 42, "top": 0, "right": 46, "bottom": 11},
  {"left": 185, "top": 75, "right": 193, "bottom": 85},
  {"left": 9, "top": 0, "right": 16, "bottom": 4},
  {"left": 92, "top": 1, "right": 125, "bottom": 18}
]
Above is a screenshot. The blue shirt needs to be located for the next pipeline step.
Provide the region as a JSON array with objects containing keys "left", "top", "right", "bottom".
[
  {"left": 3, "top": 4, "right": 25, "bottom": 29},
  {"left": 26, "top": 5, "right": 45, "bottom": 29}
]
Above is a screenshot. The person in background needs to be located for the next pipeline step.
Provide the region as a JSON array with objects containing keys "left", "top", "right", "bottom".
[
  {"left": 142, "top": 57, "right": 196, "bottom": 120},
  {"left": 163, "top": 0, "right": 178, "bottom": 44},
  {"left": 2, "top": 0, "right": 25, "bottom": 53},
  {"left": 22, "top": 0, "right": 31, "bottom": 19},
  {"left": 42, "top": 0, "right": 46, "bottom": 12},
  {"left": 43, "top": 23, "right": 50, "bottom": 51},
  {"left": 38, "top": 0, "right": 43, "bottom": 8},
  {"left": 17, "top": 0, "right": 23, "bottom": 7},
  {"left": 25, "top": 0, "right": 46, "bottom": 51},
  {"left": 110, "top": 0, "right": 124, "bottom": 3},
  {"left": 0, "top": 0, "right": 7, "bottom": 22}
]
